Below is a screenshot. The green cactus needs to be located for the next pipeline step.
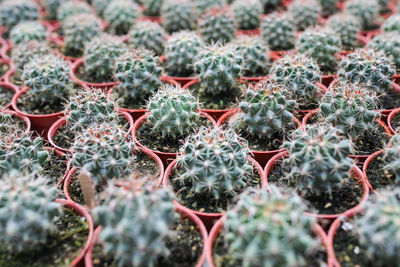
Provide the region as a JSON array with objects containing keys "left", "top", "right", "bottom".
[
  {"left": 128, "top": 21, "right": 165, "bottom": 56},
  {"left": 346, "top": 0, "right": 379, "bottom": 31},
  {"left": 319, "top": 81, "right": 380, "bottom": 138},
  {"left": 288, "top": 0, "right": 321, "bottom": 31},
  {"left": 325, "top": 13, "right": 362, "bottom": 50},
  {"left": 259, "top": 0, "right": 282, "bottom": 13},
  {"left": 92, "top": 0, "right": 111, "bottom": 17},
  {"left": 146, "top": 84, "right": 200, "bottom": 139},
  {"left": 93, "top": 183, "right": 177, "bottom": 267},
  {"left": 142, "top": 0, "right": 163, "bottom": 16},
  {"left": 377, "top": 0, "right": 390, "bottom": 13},
  {"left": 104, "top": 0, "right": 140, "bottom": 35},
  {"left": 383, "top": 14, "right": 400, "bottom": 34},
  {"left": 0, "top": 173, "right": 61, "bottom": 252},
  {"left": 283, "top": 123, "right": 354, "bottom": 195},
  {"left": 261, "top": 12, "right": 296, "bottom": 51},
  {"left": 338, "top": 49, "right": 396, "bottom": 94},
  {"left": 9, "top": 21, "right": 46, "bottom": 45},
  {"left": 161, "top": 0, "right": 198, "bottom": 34},
  {"left": 317, "top": 0, "right": 339, "bottom": 17},
  {"left": 223, "top": 187, "right": 318, "bottom": 267},
  {"left": 57, "top": 0, "right": 93, "bottom": 23},
  {"left": 42, "top": 0, "right": 63, "bottom": 20},
  {"left": 198, "top": 8, "right": 236, "bottom": 44},
  {"left": 0, "top": 0, "right": 39, "bottom": 33},
  {"left": 176, "top": 127, "right": 253, "bottom": 199},
  {"left": 382, "top": 135, "right": 400, "bottom": 183},
  {"left": 232, "top": 0, "right": 262, "bottom": 30},
  {"left": 296, "top": 27, "right": 341, "bottom": 72},
  {"left": 0, "top": 113, "right": 22, "bottom": 134},
  {"left": 164, "top": 31, "right": 205, "bottom": 77},
  {"left": 195, "top": 0, "right": 224, "bottom": 14},
  {"left": 369, "top": 33, "right": 400, "bottom": 69}
]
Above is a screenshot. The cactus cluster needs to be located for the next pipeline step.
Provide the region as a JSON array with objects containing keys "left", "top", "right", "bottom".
[
  {"left": 128, "top": 21, "right": 165, "bottom": 56},
  {"left": 326, "top": 13, "right": 361, "bottom": 50},
  {"left": 0, "top": 0, "right": 39, "bottom": 32},
  {"left": 142, "top": 0, "right": 164, "bottom": 16},
  {"left": 232, "top": 0, "right": 262, "bottom": 30},
  {"left": 161, "top": 0, "right": 197, "bottom": 33},
  {"left": 198, "top": 8, "right": 236, "bottom": 44},
  {"left": 57, "top": 0, "right": 93, "bottom": 23},
  {"left": 289, "top": 0, "right": 321, "bottom": 31},
  {"left": 261, "top": 12, "right": 296, "bottom": 51},
  {"left": 9, "top": 21, "right": 46, "bottom": 45},
  {"left": 382, "top": 135, "right": 400, "bottom": 183},
  {"left": 104, "top": 0, "right": 140, "bottom": 35},
  {"left": 369, "top": 33, "right": 400, "bottom": 69},
  {"left": 383, "top": 14, "right": 400, "bottom": 34},
  {"left": 346, "top": 0, "right": 379, "bottom": 31}
]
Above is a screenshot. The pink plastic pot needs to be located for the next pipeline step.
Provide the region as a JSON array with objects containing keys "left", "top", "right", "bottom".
[
  {"left": 55, "top": 198, "right": 94, "bottom": 267},
  {"left": 0, "top": 81, "right": 18, "bottom": 111},
  {"left": 362, "top": 149, "right": 386, "bottom": 194},
  {"left": 84, "top": 204, "right": 207, "bottom": 267},
  {"left": 217, "top": 108, "right": 301, "bottom": 167},
  {"left": 132, "top": 112, "right": 217, "bottom": 167},
  {"left": 0, "top": 38, "right": 11, "bottom": 63},
  {"left": 388, "top": 107, "right": 400, "bottom": 134},
  {"left": 235, "top": 28, "right": 260, "bottom": 36},
  {"left": 264, "top": 151, "right": 370, "bottom": 219},
  {"left": 159, "top": 55, "right": 198, "bottom": 87},
  {"left": 163, "top": 157, "right": 266, "bottom": 230},
  {"left": 0, "top": 58, "right": 13, "bottom": 83},
  {"left": 337, "top": 34, "right": 370, "bottom": 58},
  {"left": 321, "top": 74, "right": 337, "bottom": 88}
]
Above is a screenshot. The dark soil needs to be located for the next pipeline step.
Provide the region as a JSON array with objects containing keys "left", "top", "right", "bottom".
[
  {"left": 1, "top": 115, "right": 27, "bottom": 133},
  {"left": 365, "top": 154, "right": 399, "bottom": 191},
  {"left": 390, "top": 113, "right": 400, "bottom": 134},
  {"left": 0, "top": 208, "right": 89, "bottom": 267},
  {"left": 112, "top": 87, "right": 147, "bottom": 110},
  {"left": 75, "top": 63, "right": 116, "bottom": 84},
  {"left": 163, "top": 64, "right": 196, "bottom": 78},
  {"left": 353, "top": 127, "right": 390, "bottom": 156},
  {"left": 17, "top": 91, "right": 64, "bottom": 115},
  {"left": 379, "top": 90, "right": 400, "bottom": 110},
  {"left": 136, "top": 116, "right": 213, "bottom": 153},
  {"left": 0, "top": 62, "right": 9, "bottom": 77},
  {"left": 91, "top": 217, "right": 203, "bottom": 267},
  {"left": 44, "top": 150, "right": 67, "bottom": 186},
  {"left": 0, "top": 86, "right": 14, "bottom": 110},
  {"left": 60, "top": 45, "right": 82, "bottom": 59}
]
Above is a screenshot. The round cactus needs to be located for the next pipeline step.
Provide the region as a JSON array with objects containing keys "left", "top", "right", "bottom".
[
  {"left": 369, "top": 33, "right": 400, "bottom": 69},
  {"left": 346, "top": 0, "right": 379, "bottom": 31},
  {"left": 57, "top": 0, "right": 93, "bottom": 23},
  {"left": 128, "top": 21, "right": 166, "bottom": 56},
  {"left": 195, "top": 0, "right": 224, "bottom": 14},
  {"left": 261, "top": 12, "right": 296, "bottom": 51},
  {"left": 382, "top": 135, "right": 400, "bottom": 183},
  {"left": 142, "top": 0, "right": 164, "bottom": 16},
  {"left": 104, "top": 0, "right": 140, "bottom": 35},
  {"left": 161, "top": 0, "right": 197, "bottom": 33},
  {"left": 325, "top": 13, "right": 362, "bottom": 50},
  {"left": 288, "top": 0, "right": 321, "bottom": 31},
  {"left": 42, "top": 0, "right": 63, "bottom": 20},
  {"left": 9, "top": 21, "right": 46, "bottom": 45},
  {"left": 383, "top": 14, "right": 400, "bottom": 34},
  {"left": 0, "top": 0, "right": 39, "bottom": 32},
  {"left": 232, "top": 0, "right": 262, "bottom": 30},
  {"left": 198, "top": 8, "right": 236, "bottom": 44},
  {"left": 317, "top": 0, "right": 339, "bottom": 17}
]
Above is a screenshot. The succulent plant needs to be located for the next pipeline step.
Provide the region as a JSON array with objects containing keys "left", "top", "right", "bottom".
[
  {"left": 194, "top": 44, "right": 243, "bottom": 96},
  {"left": 195, "top": 0, "right": 224, "bottom": 14},
  {"left": 270, "top": 54, "right": 322, "bottom": 106},
  {"left": 239, "top": 80, "right": 297, "bottom": 138},
  {"left": 128, "top": 21, "right": 165, "bottom": 56},
  {"left": 176, "top": 127, "right": 253, "bottom": 199},
  {"left": 346, "top": 0, "right": 379, "bottom": 31},
  {"left": 93, "top": 182, "right": 177, "bottom": 267},
  {"left": 161, "top": 0, "right": 197, "bottom": 34},
  {"left": 104, "top": 0, "right": 140, "bottom": 35},
  {"left": 325, "top": 13, "right": 362, "bottom": 50},
  {"left": 354, "top": 188, "right": 400, "bottom": 264},
  {"left": 83, "top": 34, "right": 128, "bottom": 82},
  {"left": 369, "top": 33, "right": 400, "bottom": 69},
  {"left": 42, "top": 0, "right": 63, "bottom": 20},
  {"left": 317, "top": 0, "right": 339, "bottom": 17},
  {"left": 283, "top": 123, "right": 354, "bottom": 195},
  {"left": 70, "top": 123, "right": 135, "bottom": 187},
  {"left": 164, "top": 31, "right": 205, "bottom": 77},
  {"left": 383, "top": 14, "right": 400, "bottom": 34},
  {"left": 288, "top": 0, "right": 321, "bottom": 31},
  {"left": 113, "top": 49, "right": 162, "bottom": 107},
  {"left": 377, "top": 0, "right": 390, "bottom": 12},
  {"left": 92, "top": 0, "right": 111, "bottom": 17},
  {"left": 231, "top": 36, "right": 270, "bottom": 77},
  {"left": 261, "top": 12, "right": 296, "bottom": 51},
  {"left": 142, "top": 0, "right": 164, "bottom": 16},
  {"left": 0, "top": 173, "right": 61, "bottom": 252},
  {"left": 224, "top": 187, "right": 318, "bottom": 267},
  {"left": 0, "top": 0, "right": 39, "bottom": 32},
  {"left": 338, "top": 49, "right": 396, "bottom": 94},
  {"left": 9, "top": 21, "right": 46, "bottom": 45},
  {"left": 198, "top": 8, "right": 236, "bottom": 44},
  {"left": 382, "top": 135, "right": 400, "bottom": 183},
  {"left": 232, "top": 0, "right": 262, "bottom": 30},
  {"left": 319, "top": 81, "right": 380, "bottom": 138},
  {"left": 0, "top": 113, "right": 20, "bottom": 134},
  {"left": 57, "top": 0, "right": 93, "bottom": 23},
  {"left": 259, "top": 0, "right": 282, "bottom": 12}
]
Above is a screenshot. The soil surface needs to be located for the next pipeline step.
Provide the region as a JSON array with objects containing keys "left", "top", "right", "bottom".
[
  {"left": 18, "top": 91, "right": 65, "bottom": 115},
  {"left": 390, "top": 113, "right": 400, "bottom": 134},
  {"left": 112, "top": 87, "right": 147, "bottom": 110},
  {"left": 365, "top": 154, "right": 399, "bottom": 191},
  {"left": 76, "top": 63, "right": 116, "bottom": 84},
  {"left": 0, "top": 86, "right": 13, "bottom": 109},
  {"left": 379, "top": 90, "right": 400, "bottom": 110},
  {"left": 353, "top": 127, "right": 390, "bottom": 156},
  {"left": 44, "top": 150, "right": 67, "bottom": 186}
]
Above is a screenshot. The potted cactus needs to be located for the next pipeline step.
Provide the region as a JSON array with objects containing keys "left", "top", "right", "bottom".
[
  {"left": 317, "top": 0, "right": 340, "bottom": 17},
  {"left": 0, "top": 0, "right": 39, "bottom": 36},
  {"left": 259, "top": 0, "right": 283, "bottom": 13},
  {"left": 345, "top": 0, "right": 380, "bottom": 36},
  {"left": 288, "top": 0, "right": 322, "bottom": 31},
  {"left": 103, "top": 0, "right": 140, "bottom": 36},
  {"left": 198, "top": 7, "right": 236, "bottom": 44},
  {"left": 0, "top": 110, "right": 30, "bottom": 134},
  {"left": 194, "top": 0, "right": 224, "bottom": 14},
  {"left": 232, "top": 0, "right": 262, "bottom": 33},
  {"left": 126, "top": 20, "right": 166, "bottom": 56},
  {"left": 9, "top": 21, "right": 47, "bottom": 46},
  {"left": 161, "top": 0, "right": 198, "bottom": 34},
  {"left": 57, "top": 0, "right": 94, "bottom": 24},
  {"left": 382, "top": 14, "right": 400, "bottom": 35},
  {"left": 369, "top": 33, "right": 400, "bottom": 71},
  {"left": 388, "top": 107, "right": 400, "bottom": 134},
  {"left": 142, "top": 0, "right": 163, "bottom": 18}
]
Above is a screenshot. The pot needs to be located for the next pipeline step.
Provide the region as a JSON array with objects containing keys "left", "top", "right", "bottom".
[
  {"left": 235, "top": 28, "right": 261, "bottom": 36},
  {"left": 388, "top": 107, "right": 400, "bottom": 134},
  {"left": 159, "top": 55, "right": 198, "bottom": 87},
  {"left": 49, "top": 36, "right": 81, "bottom": 63},
  {"left": 0, "top": 81, "right": 18, "bottom": 111},
  {"left": 337, "top": 33, "right": 370, "bottom": 58},
  {"left": 0, "top": 58, "right": 13, "bottom": 83}
]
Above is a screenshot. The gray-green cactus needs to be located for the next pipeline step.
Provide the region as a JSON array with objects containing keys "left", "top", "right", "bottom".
[
  {"left": 57, "top": 0, "right": 93, "bottom": 23},
  {"left": 346, "top": 0, "right": 379, "bottom": 31},
  {"left": 9, "top": 21, "right": 46, "bottom": 45},
  {"left": 161, "top": 0, "right": 197, "bottom": 33},
  {"left": 104, "top": 0, "right": 140, "bottom": 35},
  {"left": 261, "top": 12, "right": 296, "bottom": 51},
  {"left": 383, "top": 135, "right": 400, "bottom": 183},
  {"left": 317, "top": 0, "right": 339, "bottom": 17},
  {"left": 289, "top": 0, "right": 321, "bottom": 31},
  {"left": 198, "top": 8, "right": 236, "bottom": 44},
  {"left": 92, "top": 0, "right": 111, "bottom": 17},
  {"left": 195, "top": 0, "right": 224, "bottom": 14},
  {"left": 42, "top": 0, "right": 63, "bottom": 20},
  {"left": 142, "top": 0, "right": 163, "bottom": 16},
  {"left": 259, "top": 0, "right": 282, "bottom": 12},
  {"left": 0, "top": 113, "right": 22, "bottom": 134},
  {"left": 325, "top": 13, "right": 362, "bottom": 50},
  {"left": 369, "top": 33, "right": 400, "bottom": 69},
  {"left": 128, "top": 21, "right": 165, "bottom": 56},
  {"left": 0, "top": 0, "right": 39, "bottom": 32},
  {"left": 383, "top": 14, "right": 400, "bottom": 34},
  {"left": 232, "top": 0, "right": 262, "bottom": 30}
]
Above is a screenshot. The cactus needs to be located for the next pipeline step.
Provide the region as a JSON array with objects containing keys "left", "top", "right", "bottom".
[
  {"left": 283, "top": 123, "right": 354, "bottom": 195},
  {"left": 164, "top": 31, "right": 205, "bottom": 77},
  {"left": 142, "top": 0, "right": 163, "bottom": 16},
  {"left": 93, "top": 182, "right": 177, "bottom": 267},
  {"left": 195, "top": 0, "right": 224, "bottom": 14},
  {"left": 128, "top": 21, "right": 165, "bottom": 56},
  {"left": 354, "top": 188, "right": 400, "bottom": 265},
  {"left": 70, "top": 123, "right": 135, "bottom": 187},
  {"left": 338, "top": 49, "right": 396, "bottom": 94},
  {"left": 296, "top": 27, "right": 342, "bottom": 72},
  {"left": 232, "top": 0, "right": 262, "bottom": 30},
  {"left": 259, "top": 0, "right": 282, "bottom": 12},
  {"left": 325, "top": 13, "right": 362, "bottom": 50},
  {"left": 0, "top": 113, "right": 21, "bottom": 134},
  {"left": 198, "top": 8, "right": 236, "bottom": 44},
  {"left": 57, "top": 0, "right": 93, "bottom": 23},
  {"left": 383, "top": 14, "right": 400, "bottom": 34},
  {"left": 161, "top": 0, "right": 198, "bottom": 34},
  {"left": 231, "top": 36, "right": 270, "bottom": 77},
  {"left": 10, "top": 21, "right": 46, "bottom": 45},
  {"left": 104, "top": 0, "right": 140, "bottom": 35},
  {"left": 288, "top": 0, "right": 321, "bottom": 31},
  {"left": 317, "top": 0, "right": 339, "bottom": 17},
  {"left": 224, "top": 187, "right": 318, "bottom": 267},
  {"left": 0, "top": 173, "right": 61, "bottom": 252},
  {"left": 83, "top": 34, "right": 128, "bottom": 82},
  {"left": 42, "top": 0, "right": 63, "bottom": 20},
  {"left": 146, "top": 84, "right": 200, "bottom": 139},
  {"left": 319, "top": 81, "right": 380, "bottom": 138},
  {"left": 0, "top": 0, "right": 39, "bottom": 32},
  {"left": 113, "top": 49, "right": 162, "bottom": 108},
  {"left": 382, "top": 135, "right": 400, "bottom": 183},
  {"left": 176, "top": 127, "right": 253, "bottom": 199},
  {"left": 346, "top": 0, "right": 379, "bottom": 31},
  {"left": 270, "top": 54, "right": 322, "bottom": 107},
  {"left": 377, "top": 0, "right": 390, "bottom": 13},
  {"left": 369, "top": 33, "right": 400, "bottom": 69},
  {"left": 239, "top": 80, "right": 297, "bottom": 138},
  {"left": 261, "top": 12, "right": 296, "bottom": 51}
]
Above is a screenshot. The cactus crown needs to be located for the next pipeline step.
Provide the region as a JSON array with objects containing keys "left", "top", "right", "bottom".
[
  {"left": 142, "top": 0, "right": 163, "bottom": 16},
  {"left": 128, "top": 21, "right": 165, "bottom": 56},
  {"left": 346, "top": 0, "right": 379, "bottom": 30},
  {"left": 326, "top": 13, "right": 361, "bottom": 50},
  {"left": 369, "top": 33, "right": 400, "bottom": 69},
  {"left": 224, "top": 186, "right": 318, "bottom": 266},
  {"left": 104, "top": 0, "right": 140, "bottom": 35},
  {"left": 261, "top": 12, "right": 296, "bottom": 51},
  {"left": 161, "top": 0, "right": 197, "bottom": 34},
  {"left": 0, "top": 173, "right": 61, "bottom": 252},
  {"left": 239, "top": 80, "right": 297, "bottom": 138},
  {"left": 176, "top": 127, "right": 253, "bottom": 199},
  {"left": 94, "top": 183, "right": 177, "bottom": 267},
  {"left": 383, "top": 135, "right": 400, "bottom": 184},
  {"left": 11, "top": 40, "right": 53, "bottom": 75},
  {"left": 42, "top": 0, "right": 63, "bottom": 20},
  {"left": 383, "top": 14, "right": 400, "bottom": 34},
  {"left": 232, "top": 0, "right": 262, "bottom": 30},
  {"left": 10, "top": 21, "right": 46, "bottom": 45},
  {"left": 195, "top": 0, "right": 225, "bottom": 14},
  {"left": 288, "top": 0, "right": 321, "bottom": 31},
  {"left": 317, "top": 0, "right": 339, "bottom": 16},
  {"left": 283, "top": 123, "right": 354, "bottom": 195},
  {"left": 0, "top": 0, "right": 39, "bottom": 32},
  {"left": 198, "top": 8, "right": 236, "bottom": 44},
  {"left": 57, "top": 0, "right": 93, "bottom": 23}
]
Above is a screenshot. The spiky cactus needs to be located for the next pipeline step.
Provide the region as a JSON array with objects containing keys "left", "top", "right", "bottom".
[
  {"left": 195, "top": 0, "right": 224, "bottom": 14},
  {"left": 0, "top": 113, "right": 21, "bottom": 134},
  {"left": 57, "top": 0, "right": 93, "bottom": 23},
  {"left": 325, "top": 13, "right": 362, "bottom": 50},
  {"left": 283, "top": 123, "right": 354, "bottom": 195},
  {"left": 176, "top": 127, "right": 253, "bottom": 199},
  {"left": 198, "top": 8, "right": 236, "bottom": 44},
  {"left": 164, "top": 31, "right": 205, "bottom": 77},
  {"left": 369, "top": 33, "right": 400, "bottom": 69},
  {"left": 146, "top": 84, "right": 200, "bottom": 139},
  {"left": 338, "top": 49, "right": 396, "bottom": 94},
  {"left": 0, "top": 0, "right": 39, "bottom": 32},
  {"left": 9, "top": 21, "right": 46, "bottom": 45},
  {"left": 224, "top": 187, "right": 318, "bottom": 267},
  {"left": 239, "top": 80, "right": 297, "bottom": 138},
  {"left": 382, "top": 135, "right": 400, "bottom": 183},
  {"left": 261, "top": 12, "right": 296, "bottom": 51},
  {"left": 161, "top": 0, "right": 197, "bottom": 33},
  {"left": 317, "top": 0, "right": 339, "bottom": 17},
  {"left": 104, "top": 0, "right": 140, "bottom": 35},
  {"left": 42, "top": 0, "right": 63, "bottom": 20},
  {"left": 346, "top": 0, "right": 379, "bottom": 31},
  {"left": 288, "top": 0, "right": 321, "bottom": 31},
  {"left": 377, "top": 0, "right": 390, "bottom": 13},
  {"left": 319, "top": 81, "right": 380, "bottom": 138},
  {"left": 232, "top": 36, "right": 270, "bottom": 77},
  {"left": 232, "top": 0, "right": 262, "bottom": 30},
  {"left": 383, "top": 14, "right": 400, "bottom": 34},
  {"left": 0, "top": 173, "right": 61, "bottom": 252},
  {"left": 128, "top": 21, "right": 165, "bottom": 56},
  {"left": 259, "top": 0, "right": 282, "bottom": 12},
  {"left": 142, "top": 0, "right": 163, "bottom": 16},
  {"left": 93, "top": 183, "right": 177, "bottom": 267}
]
